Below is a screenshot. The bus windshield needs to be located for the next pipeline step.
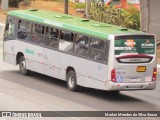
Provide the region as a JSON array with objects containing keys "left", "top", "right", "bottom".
[
  {"left": 115, "top": 37, "right": 155, "bottom": 55},
  {"left": 114, "top": 36, "right": 155, "bottom": 63}
]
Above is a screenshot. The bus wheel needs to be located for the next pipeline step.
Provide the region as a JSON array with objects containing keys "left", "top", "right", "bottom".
[
  {"left": 19, "top": 56, "right": 30, "bottom": 75},
  {"left": 67, "top": 70, "right": 79, "bottom": 92}
]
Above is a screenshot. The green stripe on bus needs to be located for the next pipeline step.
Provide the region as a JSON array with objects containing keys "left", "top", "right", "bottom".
[{"left": 8, "top": 10, "right": 145, "bottom": 40}]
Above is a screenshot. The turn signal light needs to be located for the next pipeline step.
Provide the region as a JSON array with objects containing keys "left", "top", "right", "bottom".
[{"left": 152, "top": 67, "right": 157, "bottom": 81}]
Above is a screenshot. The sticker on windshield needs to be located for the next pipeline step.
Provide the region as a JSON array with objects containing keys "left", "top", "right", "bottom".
[
  {"left": 124, "top": 39, "right": 136, "bottom": 48},
  {"left": 141, "top": 40, "right": 154, "bottom": 48}
]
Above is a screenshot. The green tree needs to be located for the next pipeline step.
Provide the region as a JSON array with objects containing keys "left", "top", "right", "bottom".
[
  {"left": 89, "top": 3, "right": 140, "bottom": 30},
  {"left": 1, "top": 0, "right": 24, "bottom": 8},
  {"left": 9, "top": 0, "right": 19, "bottom": 8}
]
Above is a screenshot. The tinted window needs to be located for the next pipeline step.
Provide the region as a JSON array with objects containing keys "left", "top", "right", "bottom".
[
  {"left": 4, "top": 17, "right": 16, "bottom": 39},
  {"left": 60, "top": 30, "right": 74, "bottom": 42},
  {"left": 59, "top": 30, "right": 74, "bottom": 52},
  {"left": 89, "top": 38, "right": 105, "bottom": 62},
  {"left": 31, "top": 23, "right": 44, "bottom": 45},
  {"left": 115, "top": 38, "right": 155, "bottom": 55},
  {"left": 45, "top": 27, "right": 59, "bottom": 49},
  {"left": 74, "top": 34, "right": 89, "bottom": 57},
  {"left": 33, "top": 24, "right": 44, "bottom": 34},
  {"left": 17, "top": 20, "right": 31, "bottom": 41}
]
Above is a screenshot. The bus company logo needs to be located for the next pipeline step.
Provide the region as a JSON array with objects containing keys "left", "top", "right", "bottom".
[
  {"left": 25, "top": 48, "right": 35, "bottom": 55},
  {"left": 124, "top": 40, "right": 136, "bottom": 48},
  {"left": 141, "top": 40, "right": 154, "bottom": 48}
]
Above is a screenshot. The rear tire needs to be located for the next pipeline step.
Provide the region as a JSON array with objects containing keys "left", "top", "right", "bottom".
[
  {"left": 19, "top": 56, "right": 30, "bottom": 75},
  {"left": 67, "top": 70, "right": 81, "bottom": 92}
]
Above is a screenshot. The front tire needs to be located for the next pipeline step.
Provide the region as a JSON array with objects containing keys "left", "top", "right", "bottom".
[
  {"left": 67, "top": 70, "right": 80, "bottom": 92},
  {"left": 19, "top": 56, "right": 30, "bottom": 75}
]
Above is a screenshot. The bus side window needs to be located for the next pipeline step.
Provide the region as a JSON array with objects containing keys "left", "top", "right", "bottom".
[
  {"left": 31, "top": 23, "right": 44, "bottom": 45},
  {"left": 60, "top": 30, "right": 74, "bottom": 42},
  {"left": 74, "top": 34, "right": 89, "bottom": 57},
  {"left": 4, "top": 18, "right": 15, "bottom": 40},
  {"left": 45, "top": 27, "right": 59, "bottom": 49},
  {"left": 17, "top": 20, "right": 31, "bottom": 41},
  {"left": 89, "top": 38, "right": 105, "bottom": 62},
  {"left": 59, "top": 30, "right": 74, "bottom": 53}
]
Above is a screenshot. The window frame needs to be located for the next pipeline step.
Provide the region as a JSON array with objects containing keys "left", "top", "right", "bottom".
[
  {"left": 89, "top": 37, "right": 106, "bottom": 62},
  {"left": 30, "top": 22, "right": 45, "bottom": 46},
  {"left": 4, "top": 15, "right": 110, "bottom": 64},
  {"left": 17, "top": 19, "right": 32, "bottom": 42},
  {"left": 44, "top": 26, "right": 59, "bottom": 49},
  {"left": 73, "top": 34, "right": 90, "bottom": 58},
  {"left": 4, "top": 16, "right": 17, "bottom": 41}
]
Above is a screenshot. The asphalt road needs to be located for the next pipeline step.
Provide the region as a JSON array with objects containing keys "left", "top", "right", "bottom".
[{"left": 0, "top": 23, "right": 160, "bottom": 120}]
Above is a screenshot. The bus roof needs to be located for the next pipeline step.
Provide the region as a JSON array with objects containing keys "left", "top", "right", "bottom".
[{"left": 8, "top": 9, "right": 145, "bottom": 40}]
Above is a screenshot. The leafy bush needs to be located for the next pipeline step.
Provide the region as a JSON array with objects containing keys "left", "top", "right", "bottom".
[
  {"left": 126, "top": 4, "right": 140, "bottom": 30},
  {"left": 9, "top": 0, "right": 19, "bottom": 8},
  {"left": 51, "top": 0, "right": 64, "bottom": 2},
  {"left": 22, "top": 0, "right": 31, "bottom": 6},
  {"left": 75, "top": 3, "right": 85, "bottom": 9},
  {"left": 89, "top": 3, "right": 140, "bottom": 30}
]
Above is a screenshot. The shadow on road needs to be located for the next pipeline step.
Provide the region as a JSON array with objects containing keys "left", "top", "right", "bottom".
[{"left": 0, "top": 70, "right": 158, "bottom": 110}]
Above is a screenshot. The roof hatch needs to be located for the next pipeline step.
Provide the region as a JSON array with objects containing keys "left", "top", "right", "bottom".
[
  {"left": 118, "top": 28, "right": 128, "bottom": 31},
  {"left": 80, "top": 19, "right": 90, "bottom": 22},
  {"left": 28, "top": 9, "right": 38, "bottom": 11}
]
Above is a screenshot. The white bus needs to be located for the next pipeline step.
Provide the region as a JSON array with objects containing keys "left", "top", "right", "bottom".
[{"left": 3, "top": 9, "right": 157, "bottom": 92}]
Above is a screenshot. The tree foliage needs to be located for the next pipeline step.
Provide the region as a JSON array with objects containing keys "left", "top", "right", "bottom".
[
  {"left": 89, "top": 3, "right": 140, "bottom": 30},
  {"left": 0, "top": 0, "right": 25, "bottom": 8}
]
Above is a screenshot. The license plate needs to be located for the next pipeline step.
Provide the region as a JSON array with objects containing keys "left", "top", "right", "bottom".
[
  {"left": 137, "top": 66, "right": 146, "bottom": 72},
  {"left": 130, "top": 78, "right": 140, "bottom": 82}
]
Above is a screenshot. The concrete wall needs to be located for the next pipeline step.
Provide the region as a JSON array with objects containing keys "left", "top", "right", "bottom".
[{"left": 141, "top": 0, "right": 160, "bottom": 41}]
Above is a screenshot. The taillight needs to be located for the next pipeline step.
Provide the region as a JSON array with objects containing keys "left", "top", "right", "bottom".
[
  {"left": 111, "top": 68, "right": 116, "bottom": 82},
  {"left": 152, "top": 67, "right": 157, "bottom": 81}
]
